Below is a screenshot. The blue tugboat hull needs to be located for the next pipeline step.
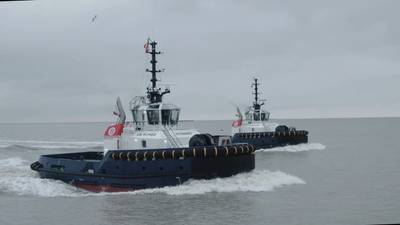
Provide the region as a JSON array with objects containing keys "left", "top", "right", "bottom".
[
  {"left": 31, "top": 145, "right": 255, "bottom": 192},
  {"left": 232, "top": 130, "right": 308, "bottom": 150}
]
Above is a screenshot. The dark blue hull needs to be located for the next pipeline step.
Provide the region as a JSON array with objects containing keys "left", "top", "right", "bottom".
[
  {"left": 31, "top": 145, "right": 255, "bottom": 192},
  {"left": 232, "top": 130, "right": 308, "bottom": 150}
]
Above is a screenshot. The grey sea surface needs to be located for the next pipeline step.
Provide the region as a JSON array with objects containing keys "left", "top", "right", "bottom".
[{"left": 0, "top": 118, "right": 399, "bottom": 225}]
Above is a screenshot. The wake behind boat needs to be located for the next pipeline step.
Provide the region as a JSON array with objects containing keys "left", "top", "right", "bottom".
[{"left": 30, "top": 40, "right": 255, "bottom": 192}]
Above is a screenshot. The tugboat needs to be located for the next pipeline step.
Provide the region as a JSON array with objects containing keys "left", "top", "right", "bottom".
[
  {"left": 30, "top": 40, "right": 255, "bottom": 192},
  {"left": 231, "top": 78, "right": 308, "bottom": 150}
]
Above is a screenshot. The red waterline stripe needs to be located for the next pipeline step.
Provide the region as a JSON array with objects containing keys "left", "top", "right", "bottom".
[{"left": 72, "top": 182, "right": 136, "bottom": 193}]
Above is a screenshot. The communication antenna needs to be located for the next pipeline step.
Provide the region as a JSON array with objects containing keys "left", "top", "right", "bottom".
[
  {"left": 144, "top": 39, "right": 170, "bottom": 103},
  {"left": 251, "top": 77, "right": 265, "bottom": 111}
]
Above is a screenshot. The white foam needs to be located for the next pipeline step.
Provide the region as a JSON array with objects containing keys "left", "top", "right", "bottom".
[
  {"left": 0, "top": 158, "right": 305, "bottom": 197},
  {"left": 0, "top": 139, "right": 103, "bottom": 149},
  {"left": 0, "top": 176, "right": 84, "bottom": 197},
  {"left": 80, "top": 170, "right": 305, "bottom": 197},
  {"left": 133, "top": 170, "right": 305, "bottom": 195},
  {"left": 0, "top": 157, "right": 85, "bottom": 197},
  {"left": 0, "top": 157, "right": 27, "bottom": 169},
  {"left": 256, "top": 143, "right": 326, "bottom": 153}
]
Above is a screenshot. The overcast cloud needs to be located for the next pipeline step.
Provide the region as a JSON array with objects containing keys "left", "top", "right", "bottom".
[{"left": 0, "top": 0, "right": 399, "bottom": 122}]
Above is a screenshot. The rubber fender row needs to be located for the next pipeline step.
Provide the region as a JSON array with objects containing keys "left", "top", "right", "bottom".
[
  {"left": 236, "top": 130, "right": 308, "bottom": 139},
  {"left": 110, "top": 144, "right": 255, "bottom": 161}
]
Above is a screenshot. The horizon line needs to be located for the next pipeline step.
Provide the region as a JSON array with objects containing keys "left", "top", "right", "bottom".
[{"left": 0, "top": 116, "right": 399, "bottom": 124}]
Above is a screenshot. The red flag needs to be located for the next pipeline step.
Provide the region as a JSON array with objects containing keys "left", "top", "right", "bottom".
[
  {"left": 232, "top": 119, "right": 242, "bottom": 127},
  {"left": 144, "top": 38, "right": 150, "bottom": 53},
  {"left": 232, "top": 107, "right": 243, "bottom": 127},
  {"left": 104, "top": 124, "right": 124, "bottom": 137}
]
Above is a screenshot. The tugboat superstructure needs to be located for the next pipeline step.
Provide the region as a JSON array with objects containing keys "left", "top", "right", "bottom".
[
  {"left": 31, "top": 40, "right": 255, "bottom": 192},
  {"left": 104, "top": 40, "right": 198, "bottom": 152},
  {"left": 231, "top": 78, "right": 308, "bottom": 149}
]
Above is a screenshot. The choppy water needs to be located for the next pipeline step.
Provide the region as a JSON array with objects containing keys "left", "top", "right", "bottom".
[{"left": 0, "top": 118, "right": 399, "bottom": 225}]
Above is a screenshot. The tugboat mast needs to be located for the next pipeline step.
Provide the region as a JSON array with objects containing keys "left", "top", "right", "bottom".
[
  {"left": 145, "top": 40, "right": 170, "bottom": 103},
  {"left": 252, "top": 78, "right": 264, "bottom": 112}
]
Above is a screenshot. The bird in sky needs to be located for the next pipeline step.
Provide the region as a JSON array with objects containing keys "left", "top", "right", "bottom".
[{"left": 91, "top": 14, "right": 98, "bottom": 22}]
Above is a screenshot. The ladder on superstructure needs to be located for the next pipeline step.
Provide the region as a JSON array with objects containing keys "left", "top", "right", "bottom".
[{"left": 162, "top": 126, "right": 183, "bottom": 148}]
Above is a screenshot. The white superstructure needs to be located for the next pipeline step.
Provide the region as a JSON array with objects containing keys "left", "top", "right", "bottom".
[
  {"left": 104, "top": 96, "right": 199, "bottom": 152},
  {"left": 232, "top": 78, "right": 291, "bottom": 135},
  {"left": 103, "top": 40, "right": 199, "bottom": 153},
  {"left": 231, "top": 105, "right": 279, "bottom": 135}
]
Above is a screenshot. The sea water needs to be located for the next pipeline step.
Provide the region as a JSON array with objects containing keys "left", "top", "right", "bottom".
[{"left": 0, "top": 118, "right": 399, "bottom": 225}]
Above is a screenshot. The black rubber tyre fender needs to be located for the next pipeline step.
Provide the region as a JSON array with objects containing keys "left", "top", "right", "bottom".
[
  {"left": 275, "top": 125, "right": 289, "bottom": 133},
  {"left": 189, "top": 134, "right": 215, "bottom": 147}
]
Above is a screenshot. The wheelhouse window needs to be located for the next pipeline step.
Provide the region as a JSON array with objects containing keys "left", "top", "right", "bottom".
[
  {"left": 161, "top": 109, "right": 170, "bottom": 125},
  {"left": 146, "top": 105, "right": 160, "bottom": 125},
  {"left": 261, "top": 112, "right": 270, "bottom": 121},
  {"left": 245, "top": 112, "right": 252, "bottom": 123},
  {"left": 170, "top": 109, "right": 179, "bottom": 125},
  {"left": 147, "top": 110, "right": 159, "bottom": 125},
  {"left": 161, "top": 109, "right": 180, "bottom": 126},
  {"left": 132, "top": 110, "right": 145, "bottom": 126},
  {"left": 132, "top": 110, "right": 139, "bottom": 123},
  {"left": 253, "top": 113, "right": 260, "bottom": 121}
]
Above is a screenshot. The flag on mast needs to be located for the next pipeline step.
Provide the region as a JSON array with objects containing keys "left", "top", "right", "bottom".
[
  {"left": 232, "top": 107, "right": 243, "bottom": 127},
  {"left": 144, "top": 38, "right": 151, "bottom": 53},
  {"left": 113, "top": 104, "right": 120, "bottom": 117}
]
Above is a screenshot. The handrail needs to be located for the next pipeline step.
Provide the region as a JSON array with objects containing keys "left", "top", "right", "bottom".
[
  {"left": 162, "top": 126, "right": 183, "bottom": 148},
  {"left": 166, "top": 125, "right": 183, "bottom": 147}
]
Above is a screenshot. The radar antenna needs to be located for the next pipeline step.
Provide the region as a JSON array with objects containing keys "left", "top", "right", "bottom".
[{"left": 145, "top": 39, "right": 170, "bottom": 103}]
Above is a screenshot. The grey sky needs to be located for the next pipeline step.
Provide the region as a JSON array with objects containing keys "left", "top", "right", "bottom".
[{"left": 1, "top": 0, "right": 399, "bottom": 122}]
